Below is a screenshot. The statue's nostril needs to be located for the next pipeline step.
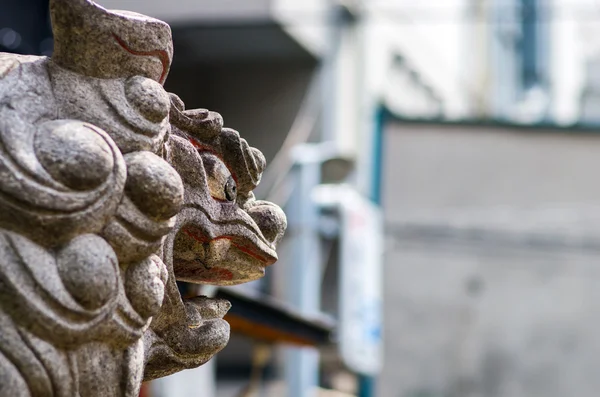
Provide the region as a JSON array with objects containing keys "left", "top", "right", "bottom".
[{"left": 247, "top": 201, "right": 287, "bottom": 246}]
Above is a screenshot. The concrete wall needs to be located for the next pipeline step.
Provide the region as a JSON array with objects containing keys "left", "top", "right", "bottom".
[
  {"left": 382, "top": 123, "right": 600, "bottom": 213},
  {"left": 379, "top": 121, "right": 600, "bottom": 397}
]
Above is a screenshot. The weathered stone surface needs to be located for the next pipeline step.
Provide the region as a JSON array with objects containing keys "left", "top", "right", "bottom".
[{"left": 0, "top": 1, "right": 287, "bottom": 396}]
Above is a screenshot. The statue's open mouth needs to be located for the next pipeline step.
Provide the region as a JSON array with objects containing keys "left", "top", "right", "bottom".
[
  {"left": 140, "top": 94, "right": 286, "bottom": 380},
  {"left": 173, "top": 224, "right": 277, "bottom": 286}
]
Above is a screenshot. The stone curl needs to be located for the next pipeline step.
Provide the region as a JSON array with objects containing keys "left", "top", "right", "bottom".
[{"left": 169, "top": 93, "right": 266, "bottom": 194}]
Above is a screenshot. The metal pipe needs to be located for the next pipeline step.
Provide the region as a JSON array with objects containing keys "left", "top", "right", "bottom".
[{"left": 284, "top": 145, "right": 325, "bottom": 397}]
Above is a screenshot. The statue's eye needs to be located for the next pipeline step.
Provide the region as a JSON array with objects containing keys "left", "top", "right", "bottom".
[
  {"left": 224, "top": 177, "right": 237, "bottom": 202},
  {"left": 201, "top": 152, "right": 236, "bottom": 203}
]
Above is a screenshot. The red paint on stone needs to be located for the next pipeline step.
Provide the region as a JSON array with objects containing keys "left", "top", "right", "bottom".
[
  {"left": 181, "top": 228, "right": 272, "bottom": 266},
  {"left": 113, "top": 33, "right": 170, "bottom": 84},
  {"left": 186, "top": 137, "right": 239, "bottom": 185},
  {"left": 199, "top": 267, "right": 233, "bottom": 282}
]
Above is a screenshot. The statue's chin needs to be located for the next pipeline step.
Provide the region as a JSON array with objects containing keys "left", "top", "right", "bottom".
[
  {"left": 182, "top": 316, "right": 230, "bottom": 358},
  {"left": 144, "top": 297, "right": 231, "bottom": 380}
]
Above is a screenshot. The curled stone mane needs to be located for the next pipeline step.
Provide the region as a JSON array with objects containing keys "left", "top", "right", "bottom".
[{"left": 169, "top": 94, "right": 266, "bottom": 194}]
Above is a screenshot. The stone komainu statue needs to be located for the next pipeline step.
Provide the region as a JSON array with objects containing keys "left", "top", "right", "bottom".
[{"left": 0, "top": 0, "right": 287, "bottom": 395}]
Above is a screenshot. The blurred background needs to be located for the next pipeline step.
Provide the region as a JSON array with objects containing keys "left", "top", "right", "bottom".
[{"left": 4, "top": 0, "right": 600, "bottom": 396}]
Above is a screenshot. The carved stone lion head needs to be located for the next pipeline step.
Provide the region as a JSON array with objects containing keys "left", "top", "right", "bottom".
[{"left": 0, "top": 0, "right": 287, "bottom": 394}]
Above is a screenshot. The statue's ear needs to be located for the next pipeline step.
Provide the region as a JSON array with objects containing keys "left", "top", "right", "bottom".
[{"left": 50, "top": 0, "right": 173, "bottom": 83}]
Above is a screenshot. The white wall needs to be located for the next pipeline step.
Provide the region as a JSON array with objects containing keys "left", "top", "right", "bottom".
[
  {"left": 366, "top": 0, "right": 472, "bottom": 120},
  {"left": 272, "top": 0, "right": 329, "bottom": 57},
  {"left": 549, "top": 0, "right": 593, "bottom": 125}
]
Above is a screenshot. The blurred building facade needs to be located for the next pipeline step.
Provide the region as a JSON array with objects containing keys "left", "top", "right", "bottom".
[
  {"left": 369, "top": 0, "right": 600, "bottom": 126},
  {"left": 368, "top": 3, "right": 600, "bottom": 397}
]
